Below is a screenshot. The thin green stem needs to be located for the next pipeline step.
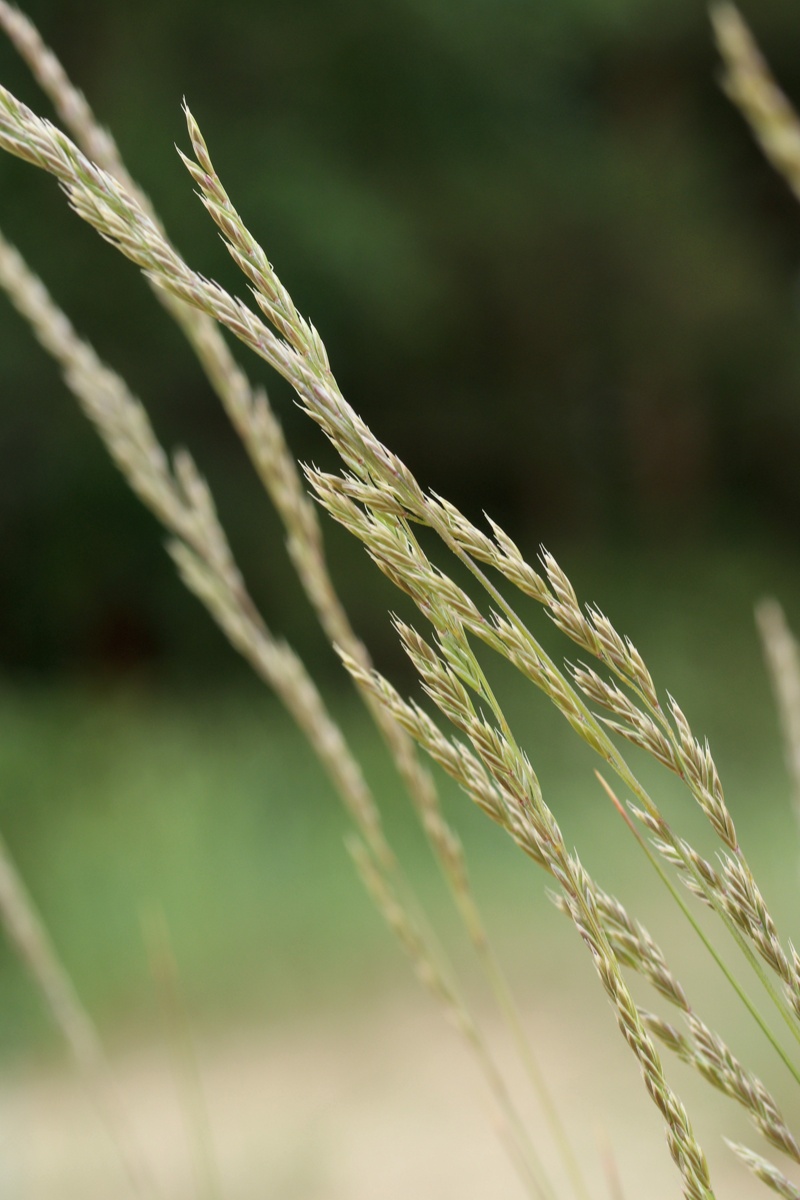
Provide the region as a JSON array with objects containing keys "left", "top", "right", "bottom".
[
  {"left": 396, "top": 517, "right": 590, "bottom": 1200},
  {"left": 143, "top": 909, "right": 221, "bottom": 1200},
  {"left": 477, "top": 937, "right": 592, "bottom": 1200},
  {"left": 422, "top": 517, "right": 800, "bottom": 1062},
  {"left": 595, "top": 772, "right": 800, "bottom": 1087}
]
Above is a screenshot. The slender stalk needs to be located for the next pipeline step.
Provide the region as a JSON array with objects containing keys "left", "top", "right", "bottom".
[
  {"left": 347, "top": 835, "right": 556, "bottom": 1200},
  {"left": 0, "top": 16, "right": 594, "bottom": 1180},
  {"left": 595, "top": 772, "right": 800, "bottom": 1087},
  {"left": 0, "top": 221, "right": 551, "bottom": 1200},
  {"left": 143, "top": 909, "right": 221, "bottom": 1200},
  {"left": 0, "top": 18, "right": 586, "bottom": 1188},
  {"left": 313, "top": 466, "right": 800, "bottom": 1053},
  {"left": 0, "top": 828, "right": 158, "bottom": 1199}
]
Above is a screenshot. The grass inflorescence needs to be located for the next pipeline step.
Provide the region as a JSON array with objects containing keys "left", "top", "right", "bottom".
[{"left": 1, "top": 3, "right": 800, "bottom": 1198}]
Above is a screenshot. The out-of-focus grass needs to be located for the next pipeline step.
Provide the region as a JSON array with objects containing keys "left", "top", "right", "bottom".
[{"left": 2, "top": 538, "right": 800, "bottom": 1064}]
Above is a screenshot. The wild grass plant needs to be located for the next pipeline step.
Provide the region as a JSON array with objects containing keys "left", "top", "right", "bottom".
[{"left": 0, "top": 3, "right": 800, "bottom": 1197}]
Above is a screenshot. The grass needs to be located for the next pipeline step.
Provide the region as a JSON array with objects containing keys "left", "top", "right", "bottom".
[{"left": 3, "top": 3, "right": 800, "bottom": 1198}]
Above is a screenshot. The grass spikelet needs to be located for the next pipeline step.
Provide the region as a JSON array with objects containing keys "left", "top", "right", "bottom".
[{"left": 725, "top": 1141, "right": 800, "bottom": 1200}]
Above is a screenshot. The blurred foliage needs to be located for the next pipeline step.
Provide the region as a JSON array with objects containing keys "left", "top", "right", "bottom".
[{"left": 2, "top": 0, "right": 800, "bottom": 675}]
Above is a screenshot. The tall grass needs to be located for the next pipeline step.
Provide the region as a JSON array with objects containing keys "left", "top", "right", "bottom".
[{"left": 0, "top": 3, "right": 799, "bottom": 1197}]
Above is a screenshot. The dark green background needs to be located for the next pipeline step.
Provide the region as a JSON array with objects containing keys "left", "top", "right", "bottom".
[{"left": 1, "top": 0, "right": 800, "bottom": 678}]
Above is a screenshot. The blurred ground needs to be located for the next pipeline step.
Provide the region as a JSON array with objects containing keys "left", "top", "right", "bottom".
[{"left": 1, "top": 985, "right": 778, "bottom": 1200}]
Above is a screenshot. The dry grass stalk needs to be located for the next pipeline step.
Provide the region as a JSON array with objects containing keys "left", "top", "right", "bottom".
[
  {"left": 5, "top": 8, "right": 800, "bottom": 1196},
  {"left": 0, "top": 0, "right": 432, "bottom": 826},
  {"left": 346, "top": 835, "right": 557, "bottom": 1200},
  {"left": 0, "top": 830, "right": 157, "bottom": 1198},
  {"left": 344, "top": 635, "right": 713, "bottom": 1197},
  {"left": 712, "top": 4, "right": 800, "bottom": 206},
  {"left": 716, "top": 11, "right": 800, "bottom": 845},
  {"left": 143, "top": 909, "right": 221, "bottom": 1200},
  {"left": 0, "top": 87, "right": 718, "bottom": 1194},
  {"left": 0, "top": 223, "right": 558, "bottom": 1200},
  {"left": 310, "top": 465, "right": 800, "bottom": 1039},
  {"left": 534, "top": 553, "right": 800, "bottom": 1013},
  {"left": 0, "top": 224, "right": 389, "bottom": 872},
  {"left": 0, "top": 11, "right": 582, "bottom": 1171},
  {"left": 608, "top": 908, "right": 800, "bottom": 1163},
  {"left": 0, "top": 12, "right": 587, "bottom": 1186},
  {"left": 642, "top": 1009, "right": 800, "bottom": 1167}
]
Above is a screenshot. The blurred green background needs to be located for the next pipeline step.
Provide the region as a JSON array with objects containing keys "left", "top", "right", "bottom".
[
  {"left": 3, "top": 0, "right": 800, "bottom": 677},
  {"left": 1, "top": 0, "right": 800, "bottom": 1079}
]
